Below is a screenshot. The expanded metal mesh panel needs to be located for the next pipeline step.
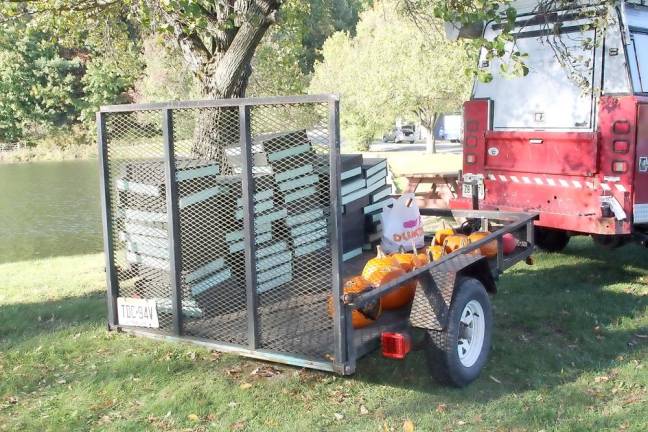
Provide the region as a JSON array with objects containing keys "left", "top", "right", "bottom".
[
  {"left": 101, "top": 98, "right": 340, "bottom": 366},
  {"left": 104, "top": 111, "right": 176, "bottom": 331},
  {"left": 171, "top": 107, "right": 248, "bottom": 345},
  {"left": 249, "top": 103, "right": 335, "bottom": 360}
]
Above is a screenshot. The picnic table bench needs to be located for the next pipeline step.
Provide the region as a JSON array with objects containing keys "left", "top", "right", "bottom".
[{"left": 402, "top": 172, "right": 459, "bottom": 209}]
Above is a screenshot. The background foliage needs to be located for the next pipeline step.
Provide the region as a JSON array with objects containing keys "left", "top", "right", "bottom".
[
  {"left": 0, "top": 0, "right": 371, "bottom": 144},
  {"left": 310, "top": 0, "right": 474, "bottom": 150}
]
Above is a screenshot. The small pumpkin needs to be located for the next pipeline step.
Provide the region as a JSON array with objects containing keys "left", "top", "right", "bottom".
[
  {"left": 443, "top": 234, "right": 471, "bottom": 254},
  {"left": 410, "top": 239, "right": 430, "bottom": 268},
  {"left": 468, "top": 231, "right": 498, "bottom": 258},
  {"left": 327, "top": 276, "right": 382, "bottom": 329},
  {"left": 434, "top": 220, "right": 455, "bottom": 246},
  {"left": 362, "top": 246, "right": 411, "bottom": 310},
  {"left": 428, "top": 244, "right": 445, "bottom": 261},
  {"left": 391, "top": 246, "right": 415, "bottom": 273}
]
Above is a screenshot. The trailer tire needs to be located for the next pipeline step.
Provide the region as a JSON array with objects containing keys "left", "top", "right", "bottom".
[
  {"left": 535, "top": 228, "right": 570, "bottom": 252},
  {"left": 424, "top": 278, "right": 492, "bottom": 387}
]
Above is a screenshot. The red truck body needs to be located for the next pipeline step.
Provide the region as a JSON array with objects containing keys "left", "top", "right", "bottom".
[
  {"left": 453, "top": 96, "right": 648, "bottom": 235},
  {"left": 451, "top": 2, "right": 648, "bottom": 240}
]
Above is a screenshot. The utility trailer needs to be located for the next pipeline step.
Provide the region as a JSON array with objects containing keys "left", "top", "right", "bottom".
[
  {"left": 97, "top": 95, "right": 536, "bottom": 387},
  {"left": 449, "top": 0, "right": 648, "bottom": 251}
]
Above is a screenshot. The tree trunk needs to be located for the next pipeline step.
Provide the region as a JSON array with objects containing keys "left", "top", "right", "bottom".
[
  {"left": 191, "top": 64, "right": 253, "bottom": 174},
  {"left": 156, "top": 0, "right": 279, "bottom": 168},
  {"left": 424, "top": 112, "right": 439, "bottom": 154}
]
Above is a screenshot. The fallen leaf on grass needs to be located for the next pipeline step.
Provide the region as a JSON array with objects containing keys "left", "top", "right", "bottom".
[
  {"left": 250, "top": 365, "right": 281, "bottom": 378},
  {"left": 360, "top": 405, "right": 369, "bottom": 415},
  {"left": 210, "top": 351, "right": 222, "bottom": 361},
  {"left": 334, "top": 413, "right": 344, "bottom": 421},
  {"left": 231, "top": 420, "right": 246, "bottom": 430},
  {"left": 622, "top": 394, "right": 645, "bottom": 406},
  {"left": 187, "top": 414, "right": 199, "bottom": 422},
  {"left": 239, "top": 383, "right": 252, "bottom": 390},
  {"left": 489, "top": 375, "right": 502, "bottom": 384},
  {"left": 594, "top": 375, "right": 610, "bottom": 383},
  {"left": 403, "top": 419, "right": 415, "bottom": 432},
  {"left": 5, "top": 396, "right": 18, "bottom": 405},
  {"left": 435, "top": 403, "right": 447, "bottom": 413},
  {"left": 226, "top": 366, "right": 242, "bottom": 377},
  {"left": 456, "top": 420, "right": 467, "bottom": 426}
]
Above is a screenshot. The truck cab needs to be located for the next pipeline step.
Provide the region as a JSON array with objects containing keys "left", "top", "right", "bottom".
[{"left": 453, "top": 0, "right": 648, "bottom": 250}]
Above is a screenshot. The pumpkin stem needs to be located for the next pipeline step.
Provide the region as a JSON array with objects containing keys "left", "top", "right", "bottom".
[
  {"left": 410, "top": 239, "right": 417, "bottom": 253},
  {"left": 376, "top": 245, "right": 387, "bottom": 258},
  {"left": 398, "top": 245, "right": 406, "bottom": 254}
]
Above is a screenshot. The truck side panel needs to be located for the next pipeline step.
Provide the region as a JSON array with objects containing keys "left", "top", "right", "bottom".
[{"left": 635, "top": 104, "right": 648, "bottom": 224}]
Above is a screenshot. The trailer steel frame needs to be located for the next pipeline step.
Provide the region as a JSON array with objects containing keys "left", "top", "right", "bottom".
[{"left": 98, "top": 95, "right": 538, "bottom": 377}]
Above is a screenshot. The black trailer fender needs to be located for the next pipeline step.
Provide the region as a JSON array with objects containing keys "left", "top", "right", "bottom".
[{"left": 409, "top": 255, "right": 496, "bottom": 332}]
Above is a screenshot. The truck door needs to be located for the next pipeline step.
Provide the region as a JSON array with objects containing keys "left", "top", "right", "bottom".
[{"left": 635, "top": 104, "right": 648, "bottom": 224}]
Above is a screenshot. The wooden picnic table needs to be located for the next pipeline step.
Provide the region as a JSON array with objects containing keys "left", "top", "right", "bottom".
[{"left": 402, "top": 172, "right": 459, "bottom": 209}]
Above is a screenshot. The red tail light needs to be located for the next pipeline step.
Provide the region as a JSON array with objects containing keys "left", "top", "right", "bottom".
[
  {"left": 613, "top": 121, "right": 631, "bottom": 134},
  {"left": 613, "top": 140, "right": 629, "bottom": 154},
  {"left": 381, "top": 332, "right": 411, "bottom": 359}
]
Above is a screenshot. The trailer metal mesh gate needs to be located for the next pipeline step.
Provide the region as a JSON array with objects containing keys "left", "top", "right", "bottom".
[{"left": 98, "top": 96, "right": 345, "bottom": 372}]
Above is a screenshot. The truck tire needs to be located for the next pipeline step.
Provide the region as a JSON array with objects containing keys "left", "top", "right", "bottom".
[
  {"left": 535, "top": 227, "right": 570, "bottom": 252},
  {"left": 424, "top": 278, "right": 493, "bottom": 387},
  {"left": 592, "top": 234, "right": 628, "bottom": 250}
]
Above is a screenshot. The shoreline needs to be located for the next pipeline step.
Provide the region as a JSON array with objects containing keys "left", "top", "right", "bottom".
[{"left": 0, "top": 144, "right": 97, "bottom": 164}]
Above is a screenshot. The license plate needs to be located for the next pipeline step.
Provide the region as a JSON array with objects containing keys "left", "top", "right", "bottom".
[
  {"left": 462, "top": 183, "right": 484, "bottom": 200},
  {"left": 117, "top": 297, "right": 159, "bottom": 328}
]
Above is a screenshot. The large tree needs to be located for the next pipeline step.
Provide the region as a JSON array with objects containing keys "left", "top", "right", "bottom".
[{"left": 1, "top": 1, "right": 283, "bottom": 162}]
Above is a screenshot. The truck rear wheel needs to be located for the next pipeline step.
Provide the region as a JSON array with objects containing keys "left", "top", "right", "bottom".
[
  {"left": 535, "top": 227, "right": 570, "bottom": 252},
  {"left": 424, "top": 278, "right": 493, "bottom": 387},
  {"left": 592, "top": 234, "right": 628, "bottom": 250}
]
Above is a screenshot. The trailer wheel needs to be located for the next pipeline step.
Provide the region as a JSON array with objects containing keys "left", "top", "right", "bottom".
[
  {"left": 535, "top": 227, "right": 570, "bottom": 252},
  {"left": 424, "top": 278, "right": 492, "bottom": 387}
]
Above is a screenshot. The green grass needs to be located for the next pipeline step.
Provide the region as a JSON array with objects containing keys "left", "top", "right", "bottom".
[{"left": 1, "top": 240, "right": 647, "bottom": 431}]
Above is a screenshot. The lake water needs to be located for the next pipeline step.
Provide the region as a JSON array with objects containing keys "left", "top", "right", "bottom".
[{"left": 0, "top": 160, "right": 103, "bottom": 263}]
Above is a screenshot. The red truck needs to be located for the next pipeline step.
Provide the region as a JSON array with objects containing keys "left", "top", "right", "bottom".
[{"left": 451, "top": 0, "right": 648, "bottom": 251}]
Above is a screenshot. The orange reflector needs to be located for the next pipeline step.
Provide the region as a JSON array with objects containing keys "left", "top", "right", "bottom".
[
  {"left": 381, "top": 332, "right": 411, "bottom": 360},
  {"left": 465, "top": 136, "right": 478, "bottom": 148},
  {"left": 612, "top": 160, "right": 628, "bottom": 173},
  {"left": 613, "top": 121, "right": 631, "bottom": 134},
  {"left": 466, "top": 153, "right": 476, "bottom": 164},
  {"left": 613, "top": 140, "right": 630, "bottom": 154}
]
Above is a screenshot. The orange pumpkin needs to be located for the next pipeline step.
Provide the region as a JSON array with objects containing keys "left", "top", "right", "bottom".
[
  {"left": 362, "top": 246, "right": 411, "bottom": 310},
  {"left": 410, "top": 240, "right": 430, "bottom": 268},
  {"left": 468, "top": 231, "right": 498, "bottom": 258},
  {"left": 434, "top": 221, "right": 455, "bottom": 246},
  {"left": 428, "top": 244, "right": 445, "bottom": 261},
  {"left": 327, "top": 276, "right": 382, "bottom": 329},
  {"left": 391, "top": 246, "right": 415, "bottom": 272},
  {"left": 443, "top": 234, "right": 471, "bottom": 254}
]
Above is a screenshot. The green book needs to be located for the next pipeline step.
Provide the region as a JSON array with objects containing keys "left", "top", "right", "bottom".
[
  {"left": 341, "top": 177, "right": 366, "bottom": 196},
  {"left": 363, "top": 198, "right": 390, "bottom": 215},
  {"left": 342, "top": 248, "right": 362, "bottom": 262},
  {"left": 362, "top": 158, "right": 388, "bottom": 178}
]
